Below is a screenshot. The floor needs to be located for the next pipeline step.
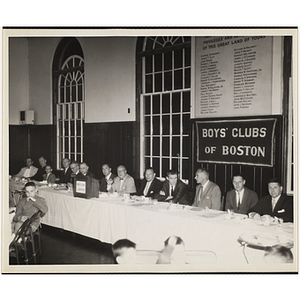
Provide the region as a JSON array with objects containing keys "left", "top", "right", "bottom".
[{"left": 10, "top": 225, "right": 115, "bottom": 265}]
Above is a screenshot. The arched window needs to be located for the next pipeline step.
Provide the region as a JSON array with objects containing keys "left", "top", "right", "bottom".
[
  {"left": 52, "top": 38, "right": 85, "bottom": 169},
  {"left": 137, "top": 36, "right": 191, "bottom": 181}
]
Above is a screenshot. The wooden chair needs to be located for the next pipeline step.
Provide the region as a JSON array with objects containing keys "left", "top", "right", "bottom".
[{"left": 9, "top": 211, "right": 42, "bottom": 264}]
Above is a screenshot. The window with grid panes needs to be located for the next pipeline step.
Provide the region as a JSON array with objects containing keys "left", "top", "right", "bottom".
[
  {"left": 56, "top": 55, "right": 84, "bottom": 169},
  {"left": 140, "top": 37, "right": 191, "bottom": 181}
]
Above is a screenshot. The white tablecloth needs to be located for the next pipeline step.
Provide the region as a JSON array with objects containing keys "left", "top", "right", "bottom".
[{"left": 37, "top": 187, "right": 296, "bottom": 271}]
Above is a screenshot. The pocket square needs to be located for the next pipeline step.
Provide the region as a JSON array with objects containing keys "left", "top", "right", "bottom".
[{"left": 277, "top": 209, "right": 285, "bottom": 213}]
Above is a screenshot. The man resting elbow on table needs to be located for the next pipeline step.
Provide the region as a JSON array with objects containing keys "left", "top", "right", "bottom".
[
  {"left": 248, "top": 178, "right": 293, "bottom": 223},
  {"left": 153, "top": 170, "right": 192, "bottom": 205}
]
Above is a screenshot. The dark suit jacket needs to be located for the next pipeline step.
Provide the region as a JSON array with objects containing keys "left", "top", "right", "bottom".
[
  {"left": 31, "top": 166, "right": 46, "bottom": 181},
  {"left": 249, "top": 193, "right": 293, "bottom": 222},
  {"left": 136, "top": 178, "right": 162, "bottom": 198},
  {"left": 154, "top": 179, "right": 192, "bottom": 205},
  {"left": 76, "top": 171, "right": 96, "bottom": 180},
  {"left": 43, "top": 173, "right": 57, "bottom": 184},
  {"left": 225, "top": 187, "right": 259, "bottom": 214},
  {"left": 57, "top": 167, "right": 72, "bottom": 184},
  {"left": 99, "top": 173, "right": 117, "bottom": 192}
]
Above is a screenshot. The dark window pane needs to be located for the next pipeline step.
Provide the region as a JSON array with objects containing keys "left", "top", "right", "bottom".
[
  {"left": 77, "top": 137, "right": 81, "bottom": 152},
  {"left": 184, "top": 68, "right": 191, "bottom": 88},
  {"left": 65, "top": 105, "right": 69, "bottom": 119},
  {"left": 183, "top": 91, "right": 190, "bottom": 112},
  {"left": 153, "top": 95, "right": 160, "bottom": 114},
  {"left": 155, "top": 73, "right": 162, "bottom": 92},
  {"left": 78, "top": 84, "right": 82, "bottom": 101},
  {"left": 59, "top": 120, "right": 63, "bottom": 134},
  {"left": 182, "top": 114, "right": 190, "bottom": 135},
  {"left": 162, "top": 93, "right": 170, "bottom": 114},
  {"left": 162, "top": 115, "right": 170, "bottom": 135},
  {"left": 153, "top": 116, "right": 160, "bottom": 135},
  {"left": 145, "top": 74, "right": 153, "bottom": 93},
  {"left": 185, "top": 48, "right": 191, "bottom": 66},
  {"left": 76, "top": 120, "right": 81, "bottom": 135},
  {"left": 172, "top": 92, "right": 181, "bottom": 113},
  {"left": 182, "top": 136, "right": 190, "bottom": 157},
  {"left": 70, "top": 137, "right": 75, "bottom": 152},
  {"left": 164, "top": 71, "right": 172, "bottom": 91},
  {"left": 174, "top": 49, "right": 183, "bottom": 69},
  {"left": 144, "top": 116, "right": 150, "bottom": 135},
  {"left": 152, "top": 158, "right": 160, "bottom": 177},
  {"left": 65, "top": 138, "right": 69, "bottom": 152},
  {"left": 77, "top": 103, "right": 81, "bottom": 118},
  {"left": 77, "top": 154, "right": 81, "bottom": 163},
  {"left": 70, "top": 120, "right": 75, "bottom": 136},
  {"left": 72, "top": 82, "right": 76, "bottom": 102},
  {"left": 154, "top": 53, "right": 162, "bottom": 72},
  {"left": 145, "top": 137, "right": 150, "bottom": 155},
  {"left": 162, "top": 137, "right": 170, "bottom": 156},
  {"left": 172, "top": 137, "right": 180, "bottom": 157},
  {"left": 153, "top": 137, "right": 160, "bottom": 156},
  {"left": 144, "top": 157, "right": 151, "bottom": 170},
  {"left": 71, "top": 104, "right": 75, "bottom": 119},
  {"left": 144, "top": 95, "right": 151, "bottom": 115},
  {"left": 171, "top": 158, "right": 178, "bottom": 171},
  {"left": 60, "top": 105, "right": 63, "bottom": 120},
  {"left": 66, "top": 85, "right": 70, "bottom": 102},
  {"left": 164, "top": 51, "right": 172, "bottom": 71},
  {"left": 70, "top": 153, "right": 75, "bottom": 162},
  {"left": 172, "top": 115, "right": 180, "bottom": 135},
  {"left": 162, "top": 158, "right": 169, "bottom": 178},
  {"left": 174, "top": 69, "right": 183, "bottom": 90},
  {"left": 182, "top": 159, "right": 189, "bottom": 179},
  {"left": 64, "top": 121, "right": 69, "bottom": 135},
  {"left": 145, "top": 55, "right": 152, "bottom": 73},
  {"left": 60, "top": 87, "right": 64, "bottom": 103}
]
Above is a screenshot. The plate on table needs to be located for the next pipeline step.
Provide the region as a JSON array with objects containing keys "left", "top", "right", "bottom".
[{"left": 238, "top": 233, "right": 294, "bottom": 250}]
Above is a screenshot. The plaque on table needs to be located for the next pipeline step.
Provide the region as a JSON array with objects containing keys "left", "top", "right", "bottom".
[{"left": 73, "top": 177, "right": 99, "bottom": 199}]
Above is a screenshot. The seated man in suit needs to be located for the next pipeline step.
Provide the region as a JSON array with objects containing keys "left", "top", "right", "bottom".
[
  {"left": 31, "top": 156, "right": 47, "bottom": 181},
  {"left": 67, "top": 161, "right": 80, "bottom": 188},
  {"left": 225, "top": 174, "right": 259, "bottom": 214},
  {"left": 192, "top": 168, "right": 221, "bottom": 210},
  {"left": 153, "top": 170, "right": 191, "bottom": 205},
  {"left": 99, "top": 163, "right": 117, "bottom": 192},
  {"left": 14, "top": 157, "right": 38, "bottom": 179},
  {"left": 134, "top": 167, "right": 162, "bottom": 198},
  {"left": 42, "top": 165, "right": 57, "bottom": 184},
  {"left": 248, "top": 178, "right": 293, "bottom": 223},
  {"left": 76, "top": 162, "right": 96, "bottom": 179},
  {"left": 108, "top": 165, "right": 136, "bottom": 195},
  {"left": 57, "top": 158, "right": 72, "bottom": 184}
]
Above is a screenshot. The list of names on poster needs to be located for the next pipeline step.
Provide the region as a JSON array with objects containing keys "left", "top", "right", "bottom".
[
  {"left": 233, "top": 45, "right": 261, "bottom": 109},
  {"left": 200, "top": 52, "right": 225, "bottom": 114}
]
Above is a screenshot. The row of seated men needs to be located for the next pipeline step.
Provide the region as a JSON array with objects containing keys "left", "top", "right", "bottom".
[{"left": 14, "top": 156, "right": 293, "bottom": 223}]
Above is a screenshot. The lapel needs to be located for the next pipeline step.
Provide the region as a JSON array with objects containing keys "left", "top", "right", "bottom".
[
  {"left": 274, "top": 194, "right": 284, "bottom": 212},
  {"left": 202, "top": 181, "right": 211, "bottom": 200}
]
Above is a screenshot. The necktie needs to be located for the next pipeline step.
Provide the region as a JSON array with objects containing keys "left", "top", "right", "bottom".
[
  {"left": 272, "top": 198, "right": 276, "bottom": 211},
  {"left": 237, "top": 192, "right": 241, "bottom": 210},
  {"left": 144, "top": 181, "right": 151, "bottom": 196},
  {"left": 198, "top": 185, "right": 203, "bottom": 206},
  {"left": 170, "top": 185, "right": 174, "bottom": 196}
]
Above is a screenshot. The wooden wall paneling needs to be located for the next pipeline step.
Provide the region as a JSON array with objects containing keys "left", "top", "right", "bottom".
[{"left": 9, "top": 125, "right": 29, "bottom": 175}]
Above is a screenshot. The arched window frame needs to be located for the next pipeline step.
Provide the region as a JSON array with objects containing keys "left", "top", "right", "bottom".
[{"left": 52, "top": 39, "right": 85, "bottom": 170}]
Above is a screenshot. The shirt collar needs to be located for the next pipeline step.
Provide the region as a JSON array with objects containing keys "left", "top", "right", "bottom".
[
  {"left": 27, "top": 197, "right": 36, "bottom": 202},
  {"left": 202, "top": 180, "right": 210, "bottom": 191}
]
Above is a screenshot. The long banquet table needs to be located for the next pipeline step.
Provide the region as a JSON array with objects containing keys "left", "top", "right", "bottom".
[
  {"left": 8, "top": 180, "right": 297, "bottom": 271},
  {"left": 34, "top": 186, "right": 296, "bottom": 271}
]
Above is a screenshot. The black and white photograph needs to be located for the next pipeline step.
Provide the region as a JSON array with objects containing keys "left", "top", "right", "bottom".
[{"left": 1, "top": 27, "right": 298, "bottom": 277}]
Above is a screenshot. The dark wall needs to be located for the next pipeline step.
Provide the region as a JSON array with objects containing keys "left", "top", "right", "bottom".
[
  {"left": 84, "top": 122, "right": 134, "bottom": 180},
  {"left": 9, "top": 125, "right": 54, "bottom": 175}
]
